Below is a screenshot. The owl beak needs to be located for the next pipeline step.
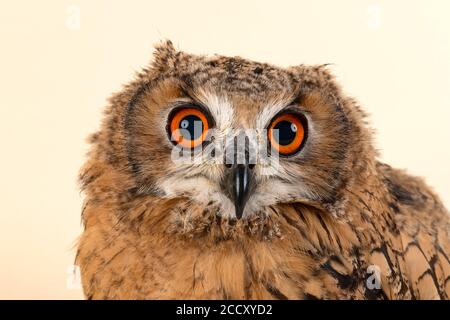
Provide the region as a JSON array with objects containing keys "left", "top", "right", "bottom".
[{"left": 232, "top": 164, "right": 253, "bottom": 219}]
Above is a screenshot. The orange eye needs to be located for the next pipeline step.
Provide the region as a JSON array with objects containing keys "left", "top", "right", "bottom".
[
  {"left": 168, "top": 107, "right": 209, "bottom": 149},
  {"left": 268, "top": 113, "right": 306, "bottom": 156}
]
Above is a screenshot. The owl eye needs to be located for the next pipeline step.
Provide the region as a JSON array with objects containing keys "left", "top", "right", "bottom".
[
  {"left": 168, "top": 107, "right": 209, "bottom": 149},
  {"left": 268, "top": 112, "right": 306, "bottom": 156}
]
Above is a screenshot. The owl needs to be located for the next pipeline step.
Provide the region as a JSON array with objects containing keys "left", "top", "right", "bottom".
[{"left": 76, "top": 40, "right": 450, "bottom": 300}]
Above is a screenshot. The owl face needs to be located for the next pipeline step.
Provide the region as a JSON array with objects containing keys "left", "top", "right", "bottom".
[{"left": 124, "top": 42, "right": 361, "bottom": 223}]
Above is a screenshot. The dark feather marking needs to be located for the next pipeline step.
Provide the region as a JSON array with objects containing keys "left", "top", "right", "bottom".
[
  {"left": 335, "top": 236, "right": 343, "bottom": 253},
  {"left": 393, "top": 254, "right": 411, "bottom": 298},
  {"left": 385, "top": 177, "right": 415, "bottom": 205},
  {"left": 417, "top": 269, "right": 433, "bottom": 283},
  {"left": 104, "top": 277, "right": 125, "bottom": 298},
  {"left": 243, "top": 254, "right": 253, "bottom": 300},
  {"left": 438, "top": 247, "right": 450, "bottom": 264},
  {"left": 371, "top": 243, "right": 397, "bottom": 277},
  {"left": 317, "top": 233, "right": 326, "bottom": 251},
  {"left": 404, "top": 241, "right": 445, "bottom": 299},
  {"left": 278, "top": 210, "right": 318, "bottom": 252},
  {"left": 345, "top": 188, "right": 373, "bottom": 213},
  {"left": 415, "top": 268, "right": 445, "bottom": 299},
  {"left": 240, "top": 242, "right": 259, "bottom": 300},
  {"left": 316, "top": 213, "right": 334, "bottom": 245},
  {"left": 80, "top": 172, "right": 102, "bottom": 189},
  {"left": 414, "top": 251, "right": 445, "bottom": 300},
  {"left": 264, "top": 282, "right": 288, "bottom": 300},
  {"left": 303, "top": 292, "right": 320, "bottom": 300},
  {"left": 389, "top": 202, "right": 400, "bottom": 213},
  {"left": 192, "top": 261, "right": 197, "bottom": 291},
  {"left": 363, "top": 285, "right": 388, "bottom": 300},
  {"left": 293, "top": 206, "right": 307, "bottom": 224},
  {"left": 253, "top": 67, "right": 263, "bottom": 75},
  {"left": 444, "top": 276, "right": 450, "bottom": 286},
  {"left": 321, "top": 259, "right": 358, "bottom": 291},
  {"left": 80, "top": 200, "right": 90, "bottom": 224},
  {"left": 96, "top": 247, "right": 127, "bottom": 274},
  {"left": 428, "top": 253, "right": 439, "bottom": 270},
  {"left": 221, "top": 287, "right": 230, "bottom": 300}
]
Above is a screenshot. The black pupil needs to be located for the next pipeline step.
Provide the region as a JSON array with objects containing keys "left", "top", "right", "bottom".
[
  {"left": 179, "top": 115, "right": 203, "bottom": 140},
  {"left": 273, "top": 120, "right": 297, "bottom": 145}
]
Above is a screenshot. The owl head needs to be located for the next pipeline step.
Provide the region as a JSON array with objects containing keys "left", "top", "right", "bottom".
[{"left": 83, "top": 41, "right": 375, "bottom": 239}]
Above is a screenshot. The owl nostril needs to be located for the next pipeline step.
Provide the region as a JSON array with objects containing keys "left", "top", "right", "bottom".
[
  {"left": 224, "top": 161, "right": 255, "bottom": 169},
  {"left": 224, "top": 163, "right": 255, "bottom": 170}
]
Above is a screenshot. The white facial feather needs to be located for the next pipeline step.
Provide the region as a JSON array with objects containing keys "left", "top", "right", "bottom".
[
  {"left": 158, "top": 90, "right": 236, "bottom": 217},
  {"left": 256, "top": 97, "right": 295, "bottom": 130},
  {"left": 195, "top": 88, "right": 234, "bottom": 134},
  {"left": 159, "top": 90, "right": 311, "bottom": 219}
]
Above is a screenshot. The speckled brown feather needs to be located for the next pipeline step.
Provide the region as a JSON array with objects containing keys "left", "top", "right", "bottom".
[{"left": 76, "top": 41, "right": 450, "bottom": 300}]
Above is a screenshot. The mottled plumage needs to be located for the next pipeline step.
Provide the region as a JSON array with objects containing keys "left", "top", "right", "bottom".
[{"left": 76, "top": 41, "right": 450, "bottom": 299}]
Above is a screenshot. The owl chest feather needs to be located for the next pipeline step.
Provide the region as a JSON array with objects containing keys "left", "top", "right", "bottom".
[
  {"left": 76, "top": 165, "right": 450, "bottom": 300},
  {"left": 77, "top": 199, "right": 384, "bottom": 299}
]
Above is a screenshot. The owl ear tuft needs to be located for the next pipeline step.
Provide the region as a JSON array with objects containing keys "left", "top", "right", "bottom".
[{"left": 151, "top": 39, "right": 178, "bottom": 72}]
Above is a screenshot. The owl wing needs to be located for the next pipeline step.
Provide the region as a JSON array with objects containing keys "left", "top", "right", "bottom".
[
  {"left": 378, "top": 165, "right": 450, "bottom": 299},
  {"left": 396, "top": 208, "right": 450, "bottom": 299}
]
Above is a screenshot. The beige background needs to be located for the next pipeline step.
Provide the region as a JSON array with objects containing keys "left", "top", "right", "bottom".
[{"left": 0, "top": 0, "right": 449, "bottom": 299}]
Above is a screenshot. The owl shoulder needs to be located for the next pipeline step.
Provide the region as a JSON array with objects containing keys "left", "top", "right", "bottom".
[{"left": 376, "top": 162, "right": 450, "bottom": 299}]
